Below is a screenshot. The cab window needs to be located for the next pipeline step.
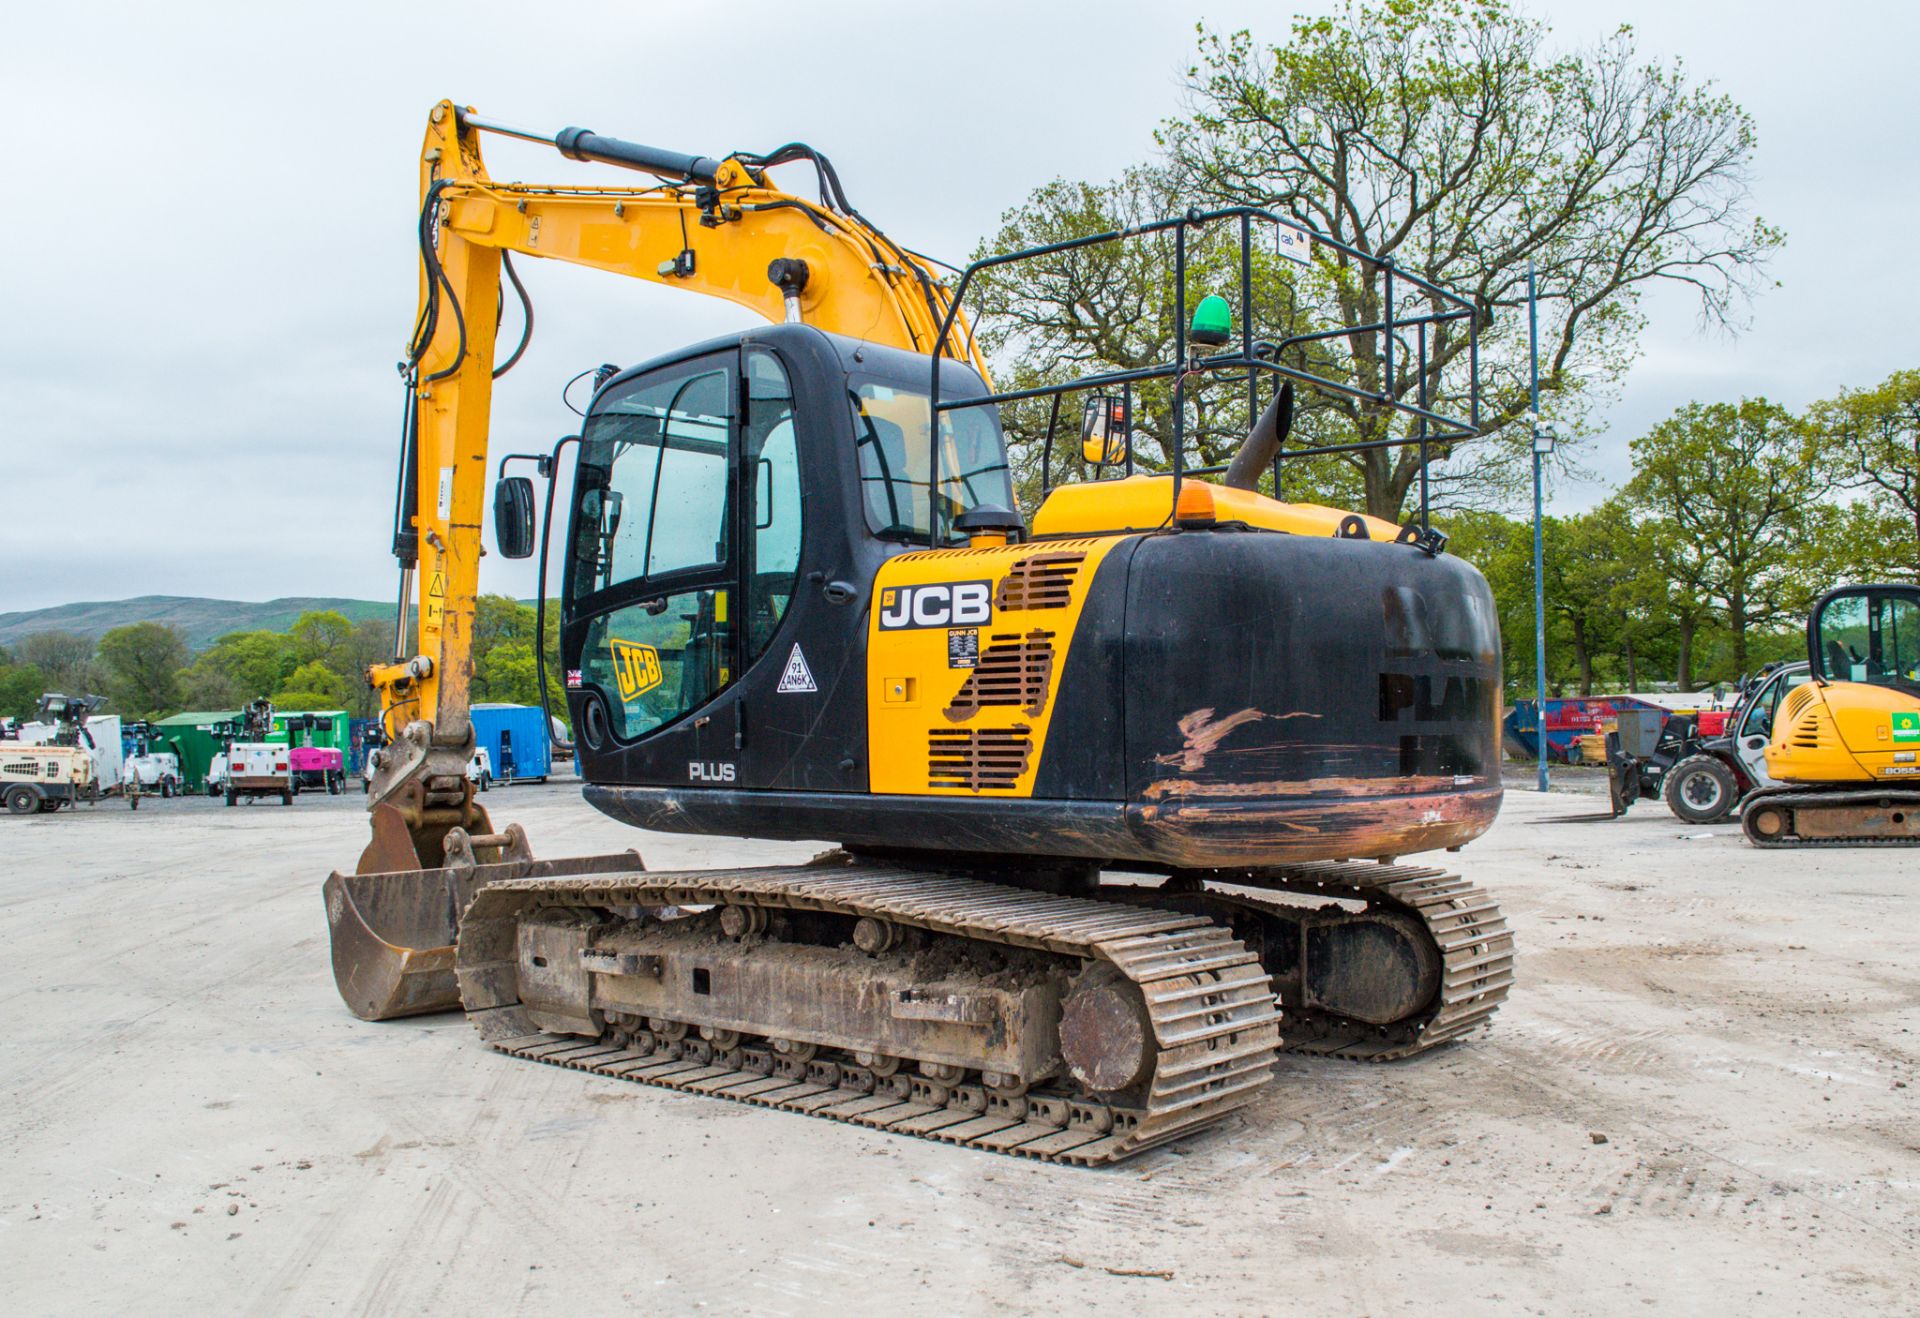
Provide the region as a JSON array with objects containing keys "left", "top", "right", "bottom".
[
  {"left": 1740, "top": 669, "right": 1810, "bottom": 739},
  {"left": 570, "top": 355, "right": 737, "bottom": 740},
  {"left": 851, "top": 381, "right": 1013, "bottom": 543},
  {"left": 571, "top": 362, "right": 733, "bottom": 597},
  {"left": 1815, "top": 592, "right": 1920, "bottom": 693},
  {"left": 745, "top": 349, "right": 802, "bottom": 662}
]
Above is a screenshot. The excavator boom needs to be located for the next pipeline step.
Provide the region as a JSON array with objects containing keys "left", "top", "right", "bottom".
[{"left": 338, "top": 102, "right": 988, "bottom": 1019}]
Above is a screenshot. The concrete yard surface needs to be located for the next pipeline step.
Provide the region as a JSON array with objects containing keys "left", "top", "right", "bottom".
[{"left": 2, "top": 784, "right": 1917, "bottom": 1314}]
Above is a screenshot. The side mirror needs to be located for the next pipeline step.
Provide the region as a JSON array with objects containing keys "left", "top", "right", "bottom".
[
  {"left": 1080, "top": 395, "right": 1129, "bottom": 466},
  {"left": 494, "top": 475, "right": 537, "bottom": 559}
]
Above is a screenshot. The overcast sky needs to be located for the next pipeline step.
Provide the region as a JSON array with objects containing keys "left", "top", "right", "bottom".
[{"left": 3, "top": 0, "right": 1915, "bottom": 614}]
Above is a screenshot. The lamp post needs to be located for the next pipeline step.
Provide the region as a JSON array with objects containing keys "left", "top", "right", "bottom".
[{"left": 1528, "top": 261, "right": 1553, "bottom": 793}]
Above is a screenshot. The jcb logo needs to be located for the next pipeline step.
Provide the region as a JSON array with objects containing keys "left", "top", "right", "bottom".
[
  {"left": 878, "top": 580, "right": 992, "bottom": 631},
  {"left": 609, "top": 639, "right": 663, "bottom": 700}
]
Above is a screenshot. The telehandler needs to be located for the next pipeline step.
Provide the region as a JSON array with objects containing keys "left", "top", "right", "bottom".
[{"left": 325, "top": 101, "right": 1513, "bottom": 1162}]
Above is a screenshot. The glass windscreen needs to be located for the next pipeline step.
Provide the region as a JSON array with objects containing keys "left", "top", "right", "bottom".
[
  {"left": 1816, "top": 591, "right": 1919, "bottom": 692},
  {"left": 571, "top": 363, "right": 733, "bottom": 599},
  {"left": 851, "top": 380, "right": 1013, "bottom": 543}
]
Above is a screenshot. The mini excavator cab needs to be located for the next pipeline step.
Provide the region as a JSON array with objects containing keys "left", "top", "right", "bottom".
[{"left": 1743, "top": 584, "right": 1920, "bottom": 846}]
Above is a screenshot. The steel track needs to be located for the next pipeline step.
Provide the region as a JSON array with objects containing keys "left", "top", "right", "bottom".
[
  {"left": 1740, "top": 787, "right": 1920, "bottom": 848},
  {"left": 457, "top": 864, "right": 1283, "bottom": 1164},
  {"left": 1154, "top": 859, "right": 1514, "bottom": 1060}
]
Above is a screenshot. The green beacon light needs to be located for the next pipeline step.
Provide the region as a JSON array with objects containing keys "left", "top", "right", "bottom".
[{"left": 1189, "top": 294, "right": 1233, "bottom": 347}]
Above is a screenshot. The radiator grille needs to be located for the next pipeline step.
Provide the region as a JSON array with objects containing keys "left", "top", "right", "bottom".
[
  {"left": 995, "top": 552, "right": 1084, "bottom": 611},
  {"left": 927, "top": 726, "right": 1033, "bottom": 791},
  {"left": 945, "top": 630, "right": 1055, "bottom": 720}
]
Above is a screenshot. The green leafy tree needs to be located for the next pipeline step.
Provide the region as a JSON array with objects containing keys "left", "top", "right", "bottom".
[
  {"left": 274, "top": 659, "right": 353, "bottom": 712},
  {"left": 1807, "top": 368, "right": 1920, "bottom": 576},
  {"left": 968, "top": 168, "right": 1360, "bottom": 511},
  {"left": 1625, "top": 399, "right": 1821, "bottom": 677},
  {"left": 97, "top": 622, "right": 187, "bottom": 717},
  {"left": 287, "top": 610, "right": 355, "bottom": 672},
  {"left": 979, "top": 1, "right": 1780, "bottom": 522},
  {"left": 0, "top": 648, "right": 45, "bottom": 721},
  {"left": 341, "top": 617, "right": 396, "bottom": 719},
  {"left": 470, "top": 594, "right": 566, "bottom": 717},
  {"left": 178, "top": 630, "right": 294, "bottom": 709}
]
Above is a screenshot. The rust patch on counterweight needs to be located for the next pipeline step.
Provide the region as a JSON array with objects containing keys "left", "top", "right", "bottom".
[{"left": 1142, "top": 772, "right": 1476, "bottom": 802}]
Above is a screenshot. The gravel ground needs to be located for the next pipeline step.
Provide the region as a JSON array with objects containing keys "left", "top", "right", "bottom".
[{"left": 2, "top": 778, "right": 1916, "bottom": 1314}]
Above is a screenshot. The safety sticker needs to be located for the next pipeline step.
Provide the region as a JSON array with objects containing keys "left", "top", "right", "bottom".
[
  {"left": 1893, "top": 711, "right": 1919, "bottom": 744},
  {"left": 777, "top": 643, "right": 817, "bottom": 693},
  {"left": 947, "top": 628, "right": 979, "bottom": 669}
]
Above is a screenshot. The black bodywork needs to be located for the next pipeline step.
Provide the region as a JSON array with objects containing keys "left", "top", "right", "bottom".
[{"left": 560, "top": 325, "right": 1503, "bottom": 868}]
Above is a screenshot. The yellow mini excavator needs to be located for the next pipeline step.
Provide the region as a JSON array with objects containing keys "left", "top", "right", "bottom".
[
  {"left": 1743, "top": 583, "right": 1920, "bottom": 846},
  {"left": 324, "top": 101, "right": 1514, "bottom": 1163}
]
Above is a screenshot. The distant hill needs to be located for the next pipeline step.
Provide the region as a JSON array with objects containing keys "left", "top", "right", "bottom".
[{"left": 0, "top": 596, "right": 391, "bottom": 653}]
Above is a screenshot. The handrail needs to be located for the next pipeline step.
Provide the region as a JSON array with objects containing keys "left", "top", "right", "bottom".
[{"left": 927, "top": 203, "right": 1485, "bottom": 535}]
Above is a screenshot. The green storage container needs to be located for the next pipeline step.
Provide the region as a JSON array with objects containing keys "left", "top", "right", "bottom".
[{"left": 151, "top": 710, "right": 238, "bottom": 791}]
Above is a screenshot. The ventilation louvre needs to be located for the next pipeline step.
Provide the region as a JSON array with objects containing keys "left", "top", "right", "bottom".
[
  {"left": 995, "top": 552, "right": 1085, "bottom": 611},
  {"left": 945, "top": 630, "right": 1056, "bottom": 721},
  {"left": 927, "top": 726, "right": 1034, "bottom": 791},
  {"left": 1790, "top": 707, "right": 1834, "bottom": 751}
]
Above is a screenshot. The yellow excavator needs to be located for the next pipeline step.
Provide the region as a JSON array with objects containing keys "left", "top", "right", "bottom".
[
  {"left": 1743, "top": 584, "right": 1920, "bottom": 846},
  {"left": 324, "top": 101, "right": 1514, "bottom": 1163}
]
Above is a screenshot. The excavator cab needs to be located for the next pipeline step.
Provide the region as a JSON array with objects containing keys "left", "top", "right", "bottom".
[{"left": 555, "top": 328, "right": 1015, "bottom": 787}]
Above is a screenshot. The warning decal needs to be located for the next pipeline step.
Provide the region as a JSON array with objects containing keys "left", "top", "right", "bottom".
[{"left": 777, "top": 644, "right": 817, "bottom": 693}]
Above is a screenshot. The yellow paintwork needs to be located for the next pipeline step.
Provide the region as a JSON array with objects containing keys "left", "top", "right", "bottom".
[
  {"left": 378, "top": 99, "right": 990, "bottom": 741},
  {"left": 1766, "top": 680, "right": 1920, "bottom": 784},
  {"left": 868, "top": 537, "right": 1127, "bottom": 795},
  {"left": 1030, "top": 474, "right": 1403, "bottom": 541}
]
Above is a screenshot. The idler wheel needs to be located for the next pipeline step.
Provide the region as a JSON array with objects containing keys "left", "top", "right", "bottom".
[
  {"left": 1058, "top": 966, "right": 1154, "bottom": 1094},
  {"left": 1748, "top": 805, "right": 1787, "bottom": 839},
  {"left": 719, "top": 904, "right": 767, "bottom": 939},
  {"left": 852, "top": 917, "right": 899, "bottom": 955}
]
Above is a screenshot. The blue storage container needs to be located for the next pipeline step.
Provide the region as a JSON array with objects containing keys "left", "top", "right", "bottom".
[{"left": 470, "top": 704, "right": 552, "bottom": 783}]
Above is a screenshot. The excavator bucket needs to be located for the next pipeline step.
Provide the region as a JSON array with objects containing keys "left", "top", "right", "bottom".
[{"left": 324, "top": 801, "right": 643, "bottom": 1020}]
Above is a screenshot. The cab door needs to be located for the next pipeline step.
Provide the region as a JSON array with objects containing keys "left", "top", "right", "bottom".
[
  {"left": 1735, "top": 668, "right": 1807, "bottom": 787},
  {"left": 566, "top": 352, "right": 741, "bottom": 744},
  {"left": 563, "top": 346, "right": 805, "bottom": 754}
]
